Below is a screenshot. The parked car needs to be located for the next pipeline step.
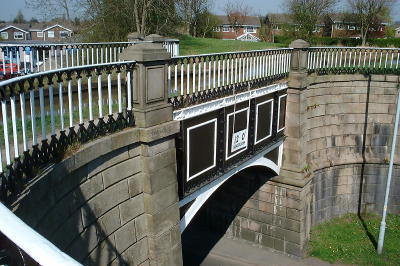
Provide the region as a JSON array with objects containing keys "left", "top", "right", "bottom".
[{"left": 0, "top": 60, "right": 19, "bottom": 80}]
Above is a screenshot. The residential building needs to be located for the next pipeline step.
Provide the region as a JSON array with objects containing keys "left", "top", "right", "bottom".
[
  {"left": 265, "top": 13, "right": 386, "bottom": 39},
  {"left": 213, "top": 15, "right": 261, "bottom": 42},
  {"left": 329, "top": 14, "right": 386, "bottom": 39},
  {"left": 0, "top": 23, "right": 73, "bottom": 42}
]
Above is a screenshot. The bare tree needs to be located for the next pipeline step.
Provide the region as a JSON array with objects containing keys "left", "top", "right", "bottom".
[
  {"left": 27, "top": 0, "right": 78, "bottom": 21},
  {"left": 223, "top": 0, "right": 252, "bottom": 38},
  {"left": 176, "top": 0, "right": 210, "bottom": 36},
  {"left": 347, "top": 0, "right": 396, "bottom": 45},
  {"left": 285, "top": 0, "right": 337, "bottom": 38}
]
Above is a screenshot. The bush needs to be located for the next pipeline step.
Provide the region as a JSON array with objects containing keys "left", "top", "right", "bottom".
[{"left": 368, "top": 38, "right": 400, "bottom": 48}]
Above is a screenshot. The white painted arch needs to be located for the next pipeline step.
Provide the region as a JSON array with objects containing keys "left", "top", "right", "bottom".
[{"left": 179, "top": 141, "right": 283, "bottom": 233}]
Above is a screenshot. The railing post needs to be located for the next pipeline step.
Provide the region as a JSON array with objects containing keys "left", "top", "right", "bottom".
[
  {"left": 279, "top": 40, "right": 310, "bottom": 181},
  {"left": 119, "top": 38, "right": 183, "bottom": 266}
]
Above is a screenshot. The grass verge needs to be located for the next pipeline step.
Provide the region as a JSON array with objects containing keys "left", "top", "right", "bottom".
[
  {"left": 178, "top": 35, "right": 284, "bottom": 56},
  {"left": 309, "top": 213, "right": 400, "bottom": 266}
]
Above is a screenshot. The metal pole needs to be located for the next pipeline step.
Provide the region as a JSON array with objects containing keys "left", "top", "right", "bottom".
[{"left": 377, "top": 84, "right": 400, "bottom": 254}]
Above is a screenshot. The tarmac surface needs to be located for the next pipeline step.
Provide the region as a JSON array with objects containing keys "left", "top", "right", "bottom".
[{"left": 182, "top": 225, "right": 347, "bottom": 266}]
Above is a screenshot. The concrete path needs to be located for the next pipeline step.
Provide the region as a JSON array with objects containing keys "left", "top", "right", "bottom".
[
  {"left": 182, "top": 225, "right": 347, "bottom": 266},
  {"left": 198, "top": 236, "right": 341, "bottom": 266}
]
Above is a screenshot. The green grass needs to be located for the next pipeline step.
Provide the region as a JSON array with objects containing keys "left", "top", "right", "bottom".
[
  {"left": 309, "top": 213, "right": 400, "bottom": 266},
  {"left": 178, "top": 35, "right": 284, "bottom": 56}
]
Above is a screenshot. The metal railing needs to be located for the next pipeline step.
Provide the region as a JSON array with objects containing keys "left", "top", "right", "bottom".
[
  {"left": 0, "top": 39, "right": 179, "bottom": 78},
  {"left": 168, "top": 48, "right": 292, "bottom": 108},
  {"left": 308, "top": 47, "right": 400, "bottom": 74},
  {"left": 0, "top": 61, "right": 136, "bottom": 202},
  {"left": 0, "top": 202, "right": 81, "bottom": 265}
]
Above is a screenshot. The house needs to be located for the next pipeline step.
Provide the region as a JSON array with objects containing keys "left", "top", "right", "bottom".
[
  {"left": 0, "top": 24, "right": 30, "bottom": 41},
  {"left": 0, "top": 23, "right": 73, "bottom": 42},
  {"left": 213, "top": 15, "right": 261, "bottom": 42},
  {"left": 329, "top": 14, "right": 386, "bottom": 39},
  {"left": 266, "top": 13, "right": 326, "bottom": 37},
  {"left": 264, "top": 13, "right": 386, "bottom": 39}
]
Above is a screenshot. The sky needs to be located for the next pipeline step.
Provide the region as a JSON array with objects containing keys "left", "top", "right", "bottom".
[{"left": 0, "top": 0, "right": 399, "bottom": 22}]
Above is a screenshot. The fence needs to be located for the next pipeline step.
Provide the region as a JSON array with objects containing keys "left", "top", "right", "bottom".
[
  {"left": 308, "top": 47, "right": 400, "bottom": 74},
  {"left": 168, "top": 48, "right": 292, "bottom": 108},
  {"left": 0, "top": 61, "right": 136, "bottom": 202},
  {"left": 0, "top": 39, "right": 179, "bottom": 78}
]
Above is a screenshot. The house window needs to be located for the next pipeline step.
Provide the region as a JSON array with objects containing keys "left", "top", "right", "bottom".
[
  {"left": 60, "top": 31, "right": 70, "bottom": 38},
  {"left": 48, "top": 31, "right": 55, "bottom": 38},
  {"left": 222, "top": 26, "right": 230, "bottom": 32},
  {"left": 37, "top": 32, "right": 43, "bottom": 38},
  {"left": 213, "top": 27, "right": 220, "bottom": 32},
  {"left": 348, "top": 25, "right": 355, "bottom": 30},
  {"left": 14, "top": 32, "right": 24, "bottom": 39},
  {"left": 246, "top": 27, "right": 256, "bottom": 33},
  {"left": 1, "top": 32, "right": 8, "bottom": 40},
  {"left": 336, "top": 24, "right": 345, "bottom": 30}
]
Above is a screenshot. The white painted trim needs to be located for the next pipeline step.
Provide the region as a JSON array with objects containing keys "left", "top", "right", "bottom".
[
  {"left": 173, "top": 82, "right": 288, "bottom": 121},
  {"left": 254, "top": 99, "right": 274, "bottom": 145},
  {"left": 42, "top": 24, "right": 73, "bottom": 32},
  {"left": 179, "top": 141, "right": 283, "bottom": 233},
  {"left": 0, "top": 202, "right": 81, "bottom": 265},
  {"left": 186, "top": 118, "right": 218, "bottom": 182},
  {"left": 0, "top": 25, "right": 29, "bottom": 33},
  {"left": 225, "top": 107, "right": 250, "bottom": 160},
  {"left": 277, "top": 94, "right": 287, "bottom": 133}
]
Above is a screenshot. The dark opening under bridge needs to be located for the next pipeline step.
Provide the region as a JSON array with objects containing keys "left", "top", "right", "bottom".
[{"left": 0, "top": 38, "right": 399, "bottom": 265}]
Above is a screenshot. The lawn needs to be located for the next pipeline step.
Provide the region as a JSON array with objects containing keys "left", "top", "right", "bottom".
[
  {"left": 178, "top": 35, "right": 284, "bottom": 56},
  {"left": 309, "top": 213, "right": 400, "bottom": 266}
]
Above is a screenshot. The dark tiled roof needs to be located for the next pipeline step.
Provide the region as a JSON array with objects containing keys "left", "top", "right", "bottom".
[
  {"left": 216, "top": 15, "right": 261, "bottom": 26},
  {"left": 0, "top": 22, "right": 74, "bottom": 32}
]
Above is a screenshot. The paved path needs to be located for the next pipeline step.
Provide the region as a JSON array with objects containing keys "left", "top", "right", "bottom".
[
  {"left": 199, "top": 237, "right": 340, "bottom": 266},
  {"left": 182, "top": 226, "right": 346, "bottom": 266}
]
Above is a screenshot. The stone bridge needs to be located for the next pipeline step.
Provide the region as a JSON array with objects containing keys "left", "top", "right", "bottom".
[{"left": 0, "top": 39, "right": 399, "bottom": 265}]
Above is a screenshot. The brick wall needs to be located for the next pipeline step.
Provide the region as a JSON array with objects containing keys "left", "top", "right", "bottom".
[{"left": 9, "top": 126, "right": 182, "bottom": 266}]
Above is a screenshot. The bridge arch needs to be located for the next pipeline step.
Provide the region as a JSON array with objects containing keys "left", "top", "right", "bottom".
[{"left": 179, "top": 143, "right": 283, "bottom": 233}]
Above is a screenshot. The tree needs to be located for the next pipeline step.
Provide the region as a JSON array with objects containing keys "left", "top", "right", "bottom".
[
  {"left": 196, "top": 12, "right": 220, "bottom": 38},
  {"left": 224, "top": 0, "right": 251, "bottom": 38},
  {"left": 347, "top": 0, "right": 396, "bottom": 45},
  {"left": 285, "top": 0, "right": 337, "bottom": 38},
  {"left": 82, "top": 0, "right": 179, "bottom": 41},
  {"left": 26, "top": 0, "right": 78, "bottom": 21},
  {"left": 176, "top": 0, "right": 211, "bottom": 36},
  {"left": 13, "top": 10, "right": 26, "bottom": 24}
]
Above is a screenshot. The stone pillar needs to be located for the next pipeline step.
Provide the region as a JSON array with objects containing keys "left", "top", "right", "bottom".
[
  {"left": 120, "top": 35, "right": 172, "bottom": 128},
  {"left": 267, "top": 40, "right": 312, "bottom": 257},
  {"left": 280, "top": 39, "right": 310, "bottom": 181},
  {"left": 120, "top": 39, "right": 183, "bottom": 266}
]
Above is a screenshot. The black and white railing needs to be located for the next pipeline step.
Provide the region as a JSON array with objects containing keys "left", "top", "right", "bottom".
[
  {"left": 0, "top": 61, "right": 136, "bottom": 201},
  {"left": 308, "top": 47, "right": 400, "bottom": 74},
  {"left": 167, "top": 48, "right": 292, "bottom": 108},
  {"left": 0, "top": 39, "right": 179, "bottom": 77}
]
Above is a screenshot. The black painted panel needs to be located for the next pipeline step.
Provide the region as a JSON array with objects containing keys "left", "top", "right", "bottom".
[
  {"left": 256, "top": 100, "right": 273, "bottom": 143},
  {"left": 188, "top": 121, "right": 216, "bottom": 180}
]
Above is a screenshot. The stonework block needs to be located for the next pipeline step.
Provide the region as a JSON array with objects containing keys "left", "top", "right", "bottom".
[
  {"left": 119, "top": 194, "right": 145, "bottom": 225},
  {"left": 97, "top": 207, "right": 121, "bottom": 241},
  {"left": 82, "top": 181, "right": 130, "bottom": 228},
  {"left": 115, "top": 219, "right": 137, "bottom": 253},
  {"left": 102, "top": 157, "right": 142, "bottom": 188}
]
